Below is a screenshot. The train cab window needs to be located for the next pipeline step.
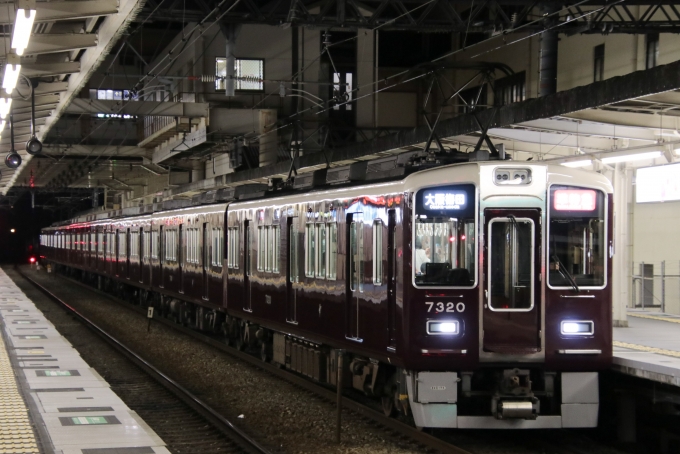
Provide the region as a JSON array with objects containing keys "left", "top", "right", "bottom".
[
  {"left": 227, "top": 227, "right": 239, "bottom": 269},
  {"left": 414, "top": 184, "right": 476, "bottom": 287},
  {"left": 488, "top": 218, "right": 534, "bottom": 310},
  {"left": 372, "top": 220, "right": 383, "bottom": 285},
  {"left": 548, "top": 186, "right": 606, "bottom": 289},
  {"left": 327, "top": 223, "right": 338, "bottom": 280},
  {"left": 305, "top": 223, "right": 316, "bottom": 278}
]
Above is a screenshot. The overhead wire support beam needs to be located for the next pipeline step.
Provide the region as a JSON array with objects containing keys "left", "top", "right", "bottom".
[{"left": 212, "top": 58, "right": 680, "bottom": 189}]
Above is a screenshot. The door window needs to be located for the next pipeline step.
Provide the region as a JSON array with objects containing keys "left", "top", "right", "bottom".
[{"left": 488, "top": 218, "right": 534, "bottom": 311}]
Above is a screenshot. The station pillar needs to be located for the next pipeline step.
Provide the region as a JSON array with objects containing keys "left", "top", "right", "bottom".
[{"left": 612, "top": 163, "right": 631, "bottom": 327}]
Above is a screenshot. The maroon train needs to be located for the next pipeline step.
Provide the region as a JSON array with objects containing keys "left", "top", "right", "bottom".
[{"left": 41, "top": 160, "right": 613, "bottom": 429}]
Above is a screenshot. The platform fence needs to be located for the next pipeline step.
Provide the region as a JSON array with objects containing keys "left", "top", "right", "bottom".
[{"left": 631, "top": 261, "right": 680, "bottom": 315}]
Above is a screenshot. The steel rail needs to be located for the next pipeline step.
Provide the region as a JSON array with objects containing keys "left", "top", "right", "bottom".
[
  {"left": 17, "top": 268, "right": 274, "bottom": 454},
  {"left": 26, "top": 268, "right": 472, "bottom": 454}
]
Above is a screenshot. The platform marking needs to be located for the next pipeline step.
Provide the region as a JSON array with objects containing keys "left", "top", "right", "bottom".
[
  {"left": 614, "top": 340, "right": 680, "bottom": 359},
  {"left": 628, "top": 313, "right": 680, "bottom": 324},
  {"left": 0, "top": 316, "right": 40, "bottom": 453}
]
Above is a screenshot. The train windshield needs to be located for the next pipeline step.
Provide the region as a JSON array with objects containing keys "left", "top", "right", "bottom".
[
  {"left": 548, "top": 186, "right": 606, "bottom": 289},
  {"left": 414, "top": 184, "right": 476, "bottom": 287}
]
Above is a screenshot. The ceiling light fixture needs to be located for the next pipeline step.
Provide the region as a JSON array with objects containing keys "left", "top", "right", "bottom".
[
  {"left": 601, "top": 151, "right": 663, "bottom": 164},
  {"left": 5, "top": 112, "right": 21, "bottom": 169},
  {"left": 561, "top": 159, "right": 592, "bottom": 168},
  {"left": 25, "top": 80, "right": 41, "bottom": 155},
  {"left": 0, "top": 98, "right": 12, "bottom": 119},
  {"left": 2, "top": 54, "right": 21, "bottom": 95},
  {"left": 11, "top": 1, "right": 36, "bottom": 56}
]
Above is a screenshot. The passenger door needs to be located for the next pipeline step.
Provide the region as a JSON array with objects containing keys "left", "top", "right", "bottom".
[
  {"left": 346, "top": 213, "right": 363, "bottom": 341},
  {"left": 286, "top": 217, "right": 298, "bottom": 323},
  {"left": 178, "top": 225, "right": 184, "bottom": 293},
  {"left": 243, "top": 220, "right": 252, "bottom": 312},
  {"left": 202, "top": 223, "right": 209, "bottom": 300},
  {"left": 482, "top": 208, "right": 542, "bottom": 356},
  {"left": 387, "top": 209, "right": 397, "bottom": 350}
]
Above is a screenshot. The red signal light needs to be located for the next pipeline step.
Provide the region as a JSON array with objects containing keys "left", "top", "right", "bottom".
[{"left": 29, "top": 257, "right": 36, "bottom": 263}]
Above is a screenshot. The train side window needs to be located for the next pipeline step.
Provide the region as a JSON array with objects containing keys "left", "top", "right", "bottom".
[
  {"left": 151, "top": 231, "right": 159, "bottom": 259},
  {"left": 119, "top": 230, "right": 127, "bottom": 260},
  {"left": 227, "top": 227, "right": 239, "bottom": 269},
  {"left": 373, "top": 220, "right": 383, "bottom": 285},
  {"left": 263, "top": 226, "right": 271, "bottom": 272},
  {"left": 131, "top": 232, "right": 139, "bottom": 259},
  {"left": 211, "top": 228, "right": 223, "bottom": 267},
  {"left": 290, "top": 223, "right": 299, "bottom": 283},
  {"left": 305, "top": 223, "right": 316, "bottom": 278},
  {"left": 188, "top": 228, "right": 199, "bottom": 264},
  {"left": 350, "top": 219, "right": 364, "bottom": 292},
  {"left": 143, "top": 231, "right": 151, "bottom": 261},
  {"left": 165, "top": 230, "right": 177, "bottom": 262},
  {"left": 316, "top": 224, "right": 326, "bottom": 279},
  {"left": 271, "top": 225, "right": 280, "bottom": 273},
  {"left": 327, "top": 223, "right": 337, "bottom": 279},
  {"left": 257, "top": 226, "right": 266, "bottom": 272}
]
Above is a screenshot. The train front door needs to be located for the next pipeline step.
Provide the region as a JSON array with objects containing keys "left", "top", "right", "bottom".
[
  {"left": 346, "top": 213, "right": 363, "bottom": 341},
  {"left": 482, "top": 208, "right": 542, "bottom": 356}
]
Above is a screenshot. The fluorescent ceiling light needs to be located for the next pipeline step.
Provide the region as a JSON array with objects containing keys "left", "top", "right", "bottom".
[
  {"left": 561, "top": 160, "right": 592, "bottom": 168},
  {"left": 601, "top": 151, "right": 662, "bottom": 164},
  {"left": 0, "top": 98, "right": 12, "bottom": 119},
  {"left": 11, "top": 8, "right": 36, "bottom": 56},
  {"left": 2, "top": 64, "right": 21, "bottom": 94}
]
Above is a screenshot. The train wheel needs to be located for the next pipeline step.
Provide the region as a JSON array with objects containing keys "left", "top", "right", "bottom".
[
  {"left": 230, "top": 320, "right": 245, "bottom": 351},
  {"left": 382, "top": 393, "right": 396, "bottom": 417},
  {"left": 260, "top": 343, "right": 269, "bottom": 362}
]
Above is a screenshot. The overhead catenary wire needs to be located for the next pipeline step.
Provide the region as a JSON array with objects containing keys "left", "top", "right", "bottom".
[{"left": 39, "top": 0, "right": 616, "bottom": 189}]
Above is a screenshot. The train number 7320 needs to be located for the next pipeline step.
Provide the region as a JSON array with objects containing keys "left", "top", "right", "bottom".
[{"left": 425, "top": 302, "right": 466, "bottom": 313}]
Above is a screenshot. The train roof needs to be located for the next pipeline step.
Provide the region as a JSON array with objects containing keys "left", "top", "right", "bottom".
[{"left": 43, "top": 160, "right": 612, "bottom": 231}]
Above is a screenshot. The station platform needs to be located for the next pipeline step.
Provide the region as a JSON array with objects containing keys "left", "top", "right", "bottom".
[
  {"left": 614, "top": 310, "right": 680, "bottom": 386},
  {"left": 0, "top": 268, "right": 170, "bottom": 454}
]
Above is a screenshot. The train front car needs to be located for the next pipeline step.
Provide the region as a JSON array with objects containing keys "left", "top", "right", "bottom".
[{"left": 402, "top": 162, "right": 612, "bottom": 429}]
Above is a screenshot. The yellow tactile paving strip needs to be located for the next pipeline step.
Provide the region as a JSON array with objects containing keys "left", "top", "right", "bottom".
[
  {"left": 628, "top": 312, "right": 680, "bottom": 324},
  {"left": 0, "top": 332, "right": 40, "bottom": 453},
  {"left": 614, "top": 340, "right": 680, "bottom": 359}
]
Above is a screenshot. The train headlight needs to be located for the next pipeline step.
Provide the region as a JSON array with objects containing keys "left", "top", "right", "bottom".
[
  {"left": 561, "top": 320, "right": 594, "bottom": 336},
  {"left": 427, "top": 320, "right": 460, "bottom": 335}
]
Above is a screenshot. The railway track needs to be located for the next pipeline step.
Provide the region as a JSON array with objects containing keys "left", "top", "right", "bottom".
[
  {"left": 16, "top": 268, "right": 273, "bottom": 454},
  {"left": 18, "top": 267, "right": 472, "bottom": 454},
  {"left": 20, "top": 267, "right": 623, "bottom": 454}
]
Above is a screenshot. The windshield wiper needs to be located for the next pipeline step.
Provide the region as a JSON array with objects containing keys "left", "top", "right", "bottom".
[{"left": 552, "top": 254, "right": 580, "bottom": 292}]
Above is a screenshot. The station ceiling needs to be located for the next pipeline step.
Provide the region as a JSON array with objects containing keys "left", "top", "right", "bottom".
[{"left": 1, "top": 0, "right": 679, "bottom": 212}]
